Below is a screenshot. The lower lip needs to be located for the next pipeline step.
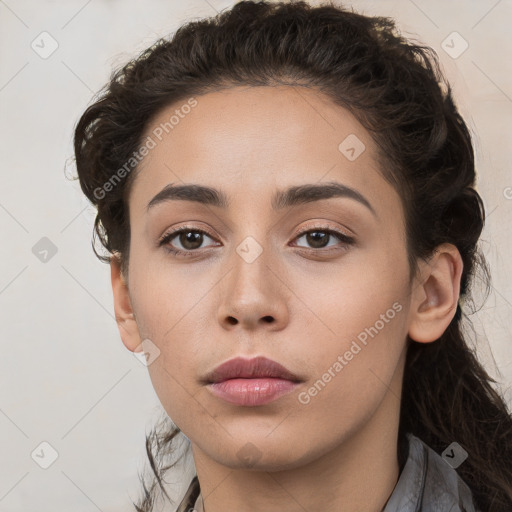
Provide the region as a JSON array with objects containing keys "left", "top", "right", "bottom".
[{"left": 207, "top": 378, "right": 300, "bottom": 406}]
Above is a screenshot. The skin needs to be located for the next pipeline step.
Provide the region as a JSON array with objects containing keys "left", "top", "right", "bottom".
[{"left": 110, "top": 85, "right": 463, "bottom": 512}]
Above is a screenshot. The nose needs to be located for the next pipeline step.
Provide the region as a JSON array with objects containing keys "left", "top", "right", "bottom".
[{"left": 216, "top": 242, "right": 289, "bottom": 332}]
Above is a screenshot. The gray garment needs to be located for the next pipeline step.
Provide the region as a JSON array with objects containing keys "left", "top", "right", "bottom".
[
  {"left": 182, "top": 433, "right": 480, "bottom": 512},
  {"left": 382, "top": 433, "right": 480, "bottom": 512}
]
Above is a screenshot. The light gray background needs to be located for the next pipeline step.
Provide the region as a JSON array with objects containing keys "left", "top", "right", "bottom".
[{"left": 1, "top": 0, "right": 511, "bottom": 511}]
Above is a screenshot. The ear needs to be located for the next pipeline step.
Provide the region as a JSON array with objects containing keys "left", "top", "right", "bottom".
[
  {"left": 408, "top": 243, "right": 463, "bottom": 343},
  {"left": 110, "top": 254, "right": 142, "bottom": 352}
]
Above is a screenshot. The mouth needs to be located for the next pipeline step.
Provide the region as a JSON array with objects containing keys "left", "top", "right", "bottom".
[
  {"left": 204, "top": 355, "right": 303, "bottom": 383},
  {"left": 203, "top": 356, "right": 303, "bottom": 407}
]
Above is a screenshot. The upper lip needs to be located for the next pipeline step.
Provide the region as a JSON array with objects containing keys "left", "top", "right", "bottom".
[{"left": 204, "top": 356, "right": 302, "bottom": 384}]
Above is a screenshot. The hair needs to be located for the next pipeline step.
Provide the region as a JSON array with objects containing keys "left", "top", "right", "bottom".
[{"left": 72, "top": 1, "right": 512, "bottom": 510}]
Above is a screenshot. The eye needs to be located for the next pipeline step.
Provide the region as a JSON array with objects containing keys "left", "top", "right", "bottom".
[
  {"left": 158, "top": 224, "right": 355, "bottom": 258},
  {"left": 292, "top": 226, "right": 354, "bottom": 250},
  {"left": 158, "top": 226, "right": 218, "bottom": 257}
]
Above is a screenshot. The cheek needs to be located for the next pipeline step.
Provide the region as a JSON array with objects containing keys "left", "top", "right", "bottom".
[
  {"left": 292, "top": 242, "right": 410, "bottom": 392},
  {"left": 296, "top": 278, "right": 408, "bottom": 388},
  {"left": 128, "top": 243, "right": 212, "bottom": 340},
  {"left": 290, "top": 274, "right": 408, "bottom": 444},
  {"left": 127, "top": 259, "right": 207, "bottom": 406},
  {"left": 296, "top": 236, "right": 408, "bottom": 335}
]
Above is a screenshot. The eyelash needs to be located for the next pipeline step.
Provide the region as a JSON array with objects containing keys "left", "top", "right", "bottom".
[{"left": 157, "top": 224, "right": 355, "bottom": 258}]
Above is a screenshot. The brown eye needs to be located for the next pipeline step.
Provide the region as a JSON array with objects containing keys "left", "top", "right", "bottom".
[
  {"left": 159, "top": 227, "right": 218, "bottom": 255},
  {"left": 303, "top": 231, "right": 331, "bottom": 248},
  {"left": 177, "top": 231, "right": 204, "bottom": 250},
  {"left": 294, "top": 228, "right": 354, "bottom": 250}
]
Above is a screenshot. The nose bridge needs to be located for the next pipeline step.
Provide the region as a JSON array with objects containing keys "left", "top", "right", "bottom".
[
  {"left": 217, "top": 230, "right": 288, "bottom": 330},
  {"left": 227, "top": 200, "right": 274, "bottom": 280},
  {"left": 230, "top": 232, "right": 274, "bottom": 299}
]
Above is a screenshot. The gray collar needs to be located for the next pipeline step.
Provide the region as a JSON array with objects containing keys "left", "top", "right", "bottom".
[{"left": 382, "top": 433, "right": 480, "bottom": 512}]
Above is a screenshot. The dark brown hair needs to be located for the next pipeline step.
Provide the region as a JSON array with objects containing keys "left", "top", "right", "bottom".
[{"left": 72, "top": 1, "right": 512, "bottom": 510}]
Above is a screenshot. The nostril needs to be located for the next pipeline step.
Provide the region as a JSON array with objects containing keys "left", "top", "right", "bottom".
[
  {"left": 262, "top": 316, "right": 274, "bottom": 323},
  {"left": 226, "top": 316, "right": 237, "bottom": 325}
]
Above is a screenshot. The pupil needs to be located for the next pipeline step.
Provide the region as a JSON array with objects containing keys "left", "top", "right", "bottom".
[
  {"left": 181, "top": 232, "right": 202, "bottom": 249},
  {"left": 308, "top": 231, "right": 328, "bottom": 248}
]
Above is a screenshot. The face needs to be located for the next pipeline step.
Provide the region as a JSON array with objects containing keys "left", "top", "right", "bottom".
[{"left": 122, "top": 85, "right": 416, "bottom": 470}]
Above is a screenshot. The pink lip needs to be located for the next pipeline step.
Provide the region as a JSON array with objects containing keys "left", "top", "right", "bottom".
[
  {"left": 204, "top": 355, "right": 302, "bottom": 383},
  {"left": 207, "top": 378, "right": 300, "bottom": 406},
  {"left": 203, "top": 356, "right": 303, "bottom": 407}
]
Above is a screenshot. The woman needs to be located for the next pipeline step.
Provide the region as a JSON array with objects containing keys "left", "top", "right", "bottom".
[{"left": 72, "top": 1, "right": 512, "bottom": 510}]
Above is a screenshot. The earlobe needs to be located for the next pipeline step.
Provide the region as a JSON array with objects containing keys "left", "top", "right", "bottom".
[
  {"left": 110, "top": 254, "right": 142, "bottom": 352},
  {"left": 408, "top": 243, "right": 463, "bottom": 343}
]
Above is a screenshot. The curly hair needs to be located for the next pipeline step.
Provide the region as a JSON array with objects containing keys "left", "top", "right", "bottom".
[{"left": 72, "top": 1, "right": 512, "bottom": 510}]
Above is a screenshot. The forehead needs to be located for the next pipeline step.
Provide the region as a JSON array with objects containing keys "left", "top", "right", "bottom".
[{"left": 128, "top": 85, "right": 400, "bottom": 220}]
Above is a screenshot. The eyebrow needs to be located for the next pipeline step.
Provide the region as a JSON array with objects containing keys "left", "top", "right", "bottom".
[{"left": 146, "top": 181, "right": 376, "bottom": 217}]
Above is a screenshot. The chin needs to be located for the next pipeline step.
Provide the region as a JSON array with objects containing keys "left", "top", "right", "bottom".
[{"left": 206, "top": 438, "right": 318, "bottom": 472}]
